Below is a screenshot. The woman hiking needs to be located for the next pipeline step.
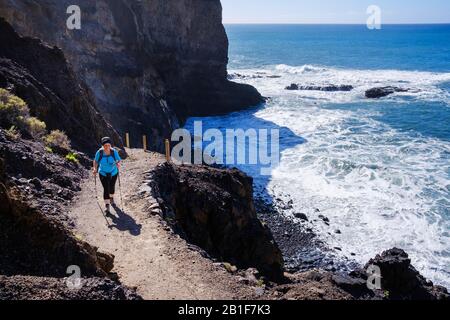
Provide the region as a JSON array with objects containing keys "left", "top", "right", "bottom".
[{"left": 93, "top": 137, "right": 122, "bottom": 213}]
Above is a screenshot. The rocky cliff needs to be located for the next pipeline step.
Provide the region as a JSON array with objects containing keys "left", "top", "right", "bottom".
[
  {"left": 0, "top": 0, "right": 263, "bottom": 150},
  {"left": 0, "top": 18, "right": 122, "bottom": 152}
]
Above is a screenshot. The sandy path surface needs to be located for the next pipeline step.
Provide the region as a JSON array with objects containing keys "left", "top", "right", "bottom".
[{"left": 69, "top": 149, "right": 257, "bottom": 300}]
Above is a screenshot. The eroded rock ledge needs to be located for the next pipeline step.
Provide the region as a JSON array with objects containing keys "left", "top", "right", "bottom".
[{"left": 147, "top": 163, "right": 284, "bottom": 281}]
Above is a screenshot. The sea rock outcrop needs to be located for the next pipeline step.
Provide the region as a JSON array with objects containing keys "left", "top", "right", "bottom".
[
  {"left": 270, "top": 248, "right": 449, "bottom": 300},
  {"left": 0, "top": 0, "right": 263, "bottom": 149},
  {"left": 365, "top": 86, "right": 409, "bottom": 98},
  {"left": 361, "top": 248, "right": 449, "bottom": 300},
  {"left": 148, "top": 163, "right": 284, "bottom": 281},
  {"left": 285, "top": 84, "right": 354, "bottom": 92},
  {"left": 0, "top": 18, "right": 122, "bottom": 153}
]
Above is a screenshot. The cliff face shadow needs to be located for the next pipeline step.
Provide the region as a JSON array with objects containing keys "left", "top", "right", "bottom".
[
  {"left": 238, "top": 113, "right": 307, "bottom": 201},
  {"left": 107, "top": 204, "right": 142, "bottom": 236},
  {"left": 185, "top": 105, "right": 307, "bottom": 202}
]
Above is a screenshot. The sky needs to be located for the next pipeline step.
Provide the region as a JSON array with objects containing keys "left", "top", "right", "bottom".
[{"left": 221, "top": 0, "right": 450, "bottom": 24}]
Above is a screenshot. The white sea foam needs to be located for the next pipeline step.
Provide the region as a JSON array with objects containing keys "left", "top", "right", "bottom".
[
  {"left": 231, "top": 64, "right": 450, "bottom": 105},
  {"left": 219, "top": 65, "right": 450, "bottom": 288}
]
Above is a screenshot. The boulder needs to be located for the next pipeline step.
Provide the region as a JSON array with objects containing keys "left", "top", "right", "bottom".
[
  {"left": 365, "top": 86, "right": 409, "bottom": 99},
  {"left": 294, "top": 213, "right": 308, "bottom": 221},
  {"left": 285, "top": 83, "right": 299, "bottom": 90},
  {"left": 364, "top": 248, "right": 449, "bottom": 300}
]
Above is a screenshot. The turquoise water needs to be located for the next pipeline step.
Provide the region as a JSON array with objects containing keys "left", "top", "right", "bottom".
[{"left": 186, "top": 24, "right": 450, "bottom": 287}]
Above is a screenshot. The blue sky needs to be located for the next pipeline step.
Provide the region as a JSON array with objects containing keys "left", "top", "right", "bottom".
[{"left": 222, "top": 0, "right": 450, "bottom": 24}]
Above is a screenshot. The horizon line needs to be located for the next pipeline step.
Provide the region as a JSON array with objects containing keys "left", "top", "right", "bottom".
[{"left": 223, "top": 22, "right": 450, "bottom": 25}]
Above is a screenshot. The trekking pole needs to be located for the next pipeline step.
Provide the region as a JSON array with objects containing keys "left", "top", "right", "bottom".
[
  {"left": 94, "top": 173, "right": 111, "bottom": 228},
  {"left": 118, "top": 171, "right": 125, "bottom": 212}
]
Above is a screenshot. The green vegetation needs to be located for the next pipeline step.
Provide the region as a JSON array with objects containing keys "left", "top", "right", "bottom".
[
  {"left": 65, "top": 152, "right": 79, "bottom": 163},
  {"left": 44, "top": 130, "right": 71, "bottom": 150},
  {"left": 25, "top": 117, "right": 47, "bottom": 138},
  {"left": 223, "top": 262, "right": 237, "bottom": 273},
  {"left": 256, "top": 279, "right": 265, "bottom": 288},
  {"left": 0, "top": 88, "right": 29, "bottom": 129},
  {"left": 1, "top": 89, "right": 77, "bottom": 164},
  {"left": 0, "top": 89, "right": 46, "bottom": 138}
]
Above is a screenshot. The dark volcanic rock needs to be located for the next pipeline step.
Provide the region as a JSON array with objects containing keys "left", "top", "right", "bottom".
[
  {"left": 0, "top": 18, "right": 122, "bottom": 153},
  {"left": 0, "top": 1, "right": 263, "bottom": 149},
  {"left": 0, "top": 130, "right": 110, "bottom": 277},
  {"left": 286, "top": 84, "right": 354, "bottom": 92},
  {"left": 363, "top": 248, "right": 449, "bottom": 300},
  {"left": 294, "top": 213, "right": 308, "bottom": 221},
  {"left": 228, "top": 73, "right": 281, "bottom": 80},
  {"left": 285, "top": 83, "right": 299, "bottom": 90},
  {"left": 365, "top": 86, "right": 409, "bottom": 99},
  {"left": 0, "top": 129, "right": 139, "bottom": 299},
  {"left": 270, "top": 248, "right": 449, "bottom": 301},
  {"left": 254, "top": 197, "right": 331, "bottom": 273},
  {"left": 148, "top": 163, "right": 284, "bottom": 281},
  {"left": 269, "top": 269, "right": 376, "bottom": 300},
  {"left": 0, "top": 275, "right": 141, "bottom": 300}
]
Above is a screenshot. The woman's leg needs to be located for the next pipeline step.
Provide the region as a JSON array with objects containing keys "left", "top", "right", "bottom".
[
  {"left": 109, "top": 174, "right": 118, "bottom": 203},
  {"left": 99, "top": 174, "right": 111, "bottom": 205}
]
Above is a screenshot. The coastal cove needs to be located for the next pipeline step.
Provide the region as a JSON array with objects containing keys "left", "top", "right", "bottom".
[{"left": 184, "top": 24, "right": 450, "bottom": 289}]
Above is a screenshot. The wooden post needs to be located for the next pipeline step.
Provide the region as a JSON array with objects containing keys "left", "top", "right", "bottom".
[
  {"left": 125, "top": 133, "right": 130, "bottom": 148},
  {"left": 143, "top": 135, "right": 147, "bottom": 152},
  {"left": 165, "top": 139, "right": 171, "bottom": 162}
]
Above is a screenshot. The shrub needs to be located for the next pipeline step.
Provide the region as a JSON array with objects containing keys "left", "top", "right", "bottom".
[
  {"left": 65, "top": 152, "right": 79, "bottom": 163},
  {"left": 25, "top": 117, "right": 47, "bottom": 139},
  {"left": 44, "top": 130, "right": 71, "bottom": 150},
  {"left": 0, "top": 88, "right": 30, "bottom": 128},
  {"left": 5, "top": 125, "right": 20, "bottom": 140}
]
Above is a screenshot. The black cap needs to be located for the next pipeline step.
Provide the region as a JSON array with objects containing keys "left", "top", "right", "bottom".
[{"left": 101, "top": 137, "right": 112, "bottom": 146}]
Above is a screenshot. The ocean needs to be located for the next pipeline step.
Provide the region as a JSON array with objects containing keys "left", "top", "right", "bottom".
[{"left": 185, "top": 24, "right": 450, "bottom": 288}]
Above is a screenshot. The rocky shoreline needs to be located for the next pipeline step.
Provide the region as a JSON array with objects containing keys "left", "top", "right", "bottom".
[
  {"left": 254, "top": 196, "right": 356, "bottom": 274},
  {"left": 146, "top": 163, "right": 449, "bottom": 300}
]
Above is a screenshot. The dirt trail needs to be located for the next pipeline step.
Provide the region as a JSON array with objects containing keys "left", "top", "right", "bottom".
[{"left": 70, "top": 149, "right": 256, "bottom": 300}]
